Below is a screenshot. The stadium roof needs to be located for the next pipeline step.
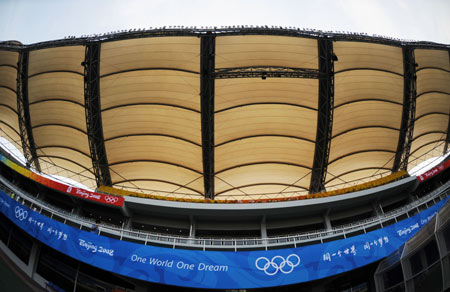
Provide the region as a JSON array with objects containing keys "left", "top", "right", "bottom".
[{"left": 0, "top": 27, "right": 449, "bottom": 200}]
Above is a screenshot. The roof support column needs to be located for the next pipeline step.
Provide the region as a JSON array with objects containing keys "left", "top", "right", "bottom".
[
  {"left": 393, "top": 47, "right": 417, "bottom": 171},
  {"left": 445, "top": 114, "right": 450, "bottom": 155},
  {"left": 200, "top": 34, "right": 216, "bottom": 199},
  {"left": 83, "top": 43, "right": 111, "bottom": 187},
  {"left": 444, "top": 51, "right": 450, "bottom": 155},
  {"left": 17, "top": 49, "right": 40, "bottom": 171},
  {"left": 309, "top": 38, "right": 335, "bottom": 193}
]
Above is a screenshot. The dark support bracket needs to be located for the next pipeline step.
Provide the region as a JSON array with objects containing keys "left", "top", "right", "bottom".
[
  {"left": 84, "top": 43, "right": 112, "bottom": 187},
  {"left": 200, "top": 34, "right": 215, "bottom": 199},
  {"left": 17, "top": 50, "right": 40, "bottom": 171},
  {"left": 393, "top": 47, "right": 417, "bottom": 171},
  {"left": 309, "top": 38, "right": 335, "bottom": 193}
]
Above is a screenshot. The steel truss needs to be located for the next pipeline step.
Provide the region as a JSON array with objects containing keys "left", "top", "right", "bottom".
[
  {"left": 17, "top": 50, "right": 40, "bottom": 171},
  {"left": 2, "top": 27, "right": 449, "bottom": 53},
  {"left": 393, "top": 47, "right": 417, "bottom": 171},
  {"left": 84, "top": 43, "right": 112, "bottom": 187},
  {"left": 214, "top": 66, "right": 320, "bottom": 79},
  {"left": 309, "top": 38, "right": 335, "bottom": 193},
  {"left": 200, "top": 34, "right": 215, "bottom": 199}
]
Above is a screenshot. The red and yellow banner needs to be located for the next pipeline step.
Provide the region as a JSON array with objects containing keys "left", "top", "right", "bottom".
[
  {"left": 0, "top": 154, "right": 124, "bottom": 207},
  {"left": 417, "top": 160, "right": 450, "bottom": 182}
]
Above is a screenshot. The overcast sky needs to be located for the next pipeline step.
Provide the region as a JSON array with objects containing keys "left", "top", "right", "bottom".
[{"left": 0, "top": 0, "right": 449, "bottom": 45}]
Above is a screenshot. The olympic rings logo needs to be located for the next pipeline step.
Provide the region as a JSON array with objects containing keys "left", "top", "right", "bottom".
[
  {"left": 15, "top": 206, "right": 28, "bottom": 221},
  {"left": 255, "top": 254, "right": 300, "bottom": 276},
  {"left": 104, "top": 196, "right": 118, "bottom": 204}
]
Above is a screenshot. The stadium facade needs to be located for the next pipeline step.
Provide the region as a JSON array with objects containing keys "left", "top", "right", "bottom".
[{"left": 0, "top": 27, "right": 449, "bottom": 291}]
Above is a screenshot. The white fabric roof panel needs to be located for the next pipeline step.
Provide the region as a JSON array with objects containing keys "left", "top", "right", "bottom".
[
  {"left": 408, "top": 52, "right": 450, "bottom": 170},
  {"left": 0, "top": 88, "right": 19, "bottom": 142},
  {"left": 29, "top": 101, "right": 87, "bottom": 132},
  {"left": 416, "top": 69, "right": 450, "bottom": 96},
  {"left": 0, "top": 50, "right": 20, "bottom": 154},
  {"left": 332, "top": 101, "right": 402, "bottom": 137},
  {"left": 0, "top": 66, "right": 17, "bottom": 91},
  {"left": 215, "top": 104, "right": 317, "bottom": 145},
  {"left": 215, "top": 137, "right": 315, "bottom": 172},
  {"left": 408, "top": 142, "right": 446, "bottom": 172},
  {"left": 109, "top": 162, "right": 204, "bottom": 194},
  {"left": 215, "top": 164, "right": 311, "bottom": 196},
  {"left": 409, "top": 113, "right": 449, "bottom": 169},
  {"left": 333, "top": 42, "right": 403, "bottom": 74},
  {"left": 410, "top": 132, "right": 447, "bottom": 155},
  {"left": 0, "top": 106, "right": 19, "bottom": 139},
  {"left": 326, "top": 168, "right": 390, "bottom": 190},
  {"left": 28, "top": 46, "right": 85, "bottom": 76},
  {"left": 102, "top": 105, "right": 201, "bottom": 144},
  {"left": 32, "top": 126, "right": 90, "bottom": 156},
  {"left": 415, "top": 92, "right": 450, "bottom": 118},
  {"left": 99, "top": 37, "right": 202, "bottom": 196},
  {"left": 100, "top": 37, "right": 200, "bottom": 76},
  {"left": 28, "top": 73, "right": 84, "bottom": 104},
  {"left": 101, "top": 70, "right": 200, "bottom": 111},
  {"left": 33, "top": 134, "right": 95, "bottom": 187},
  {"left": 0, "top": 50, "right": 19, "bottom": 67},
  {"left": 113, "top": 181, "right": 201, "bottom": 197},
  {"left": 36, "top": 147, "right": 93, "bottom": 173},
  {"left": 105, "top": 136, "right": 202, "bottom": 173},
  {"left": 330, "top": 64, "right": 402, "bottom": 184},
  {"left": 334, "top": 70, "right": 403, "bottom": 107},
  {"left": 409, "top": 53, "right": 450, "bottom": 170},
  {"left": 217, "top": 184, "right": 308, "bottom": 199},
  {"left": 26, "top": 66, "right": 91, "bottom": 181},
  {"left": 415, "top": 49, "right": 450, "bottom": 71},
  {"left": 412, "top": 114, "right": 449, "bottom": 139},
  {"left": 215, "top": 78, "right": 318, "bottom": 111},
  {"left": 216, "top": 35, "right": 318, "bottom": 69},
  {"left": 326, "top": 151, "right": 395, "bottom": 184},
  {"left": 0, "top": 124, "right": 22, "bottom": 154},
  {"left": 0, "top": 88, "right": 17, "bottom": 111},
  {"left": 214, "top": 70, "right": 318, "bottom": 197},
  {"left": 329, "top": 128, "right": 399, "bottom": 162}
]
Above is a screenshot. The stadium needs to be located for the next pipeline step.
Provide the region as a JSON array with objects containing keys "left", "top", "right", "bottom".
[{"left": 0, "top": 26, "right": 449, "bottom": 291}]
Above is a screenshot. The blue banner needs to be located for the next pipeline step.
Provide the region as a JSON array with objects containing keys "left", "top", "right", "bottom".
[{"left": 0, "top": 190, "right": 447, "bottom": 289}]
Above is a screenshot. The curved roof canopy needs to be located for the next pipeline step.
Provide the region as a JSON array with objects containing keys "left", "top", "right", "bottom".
[{"left": 0, "top": 28, "right": 449, "bottom": 200}]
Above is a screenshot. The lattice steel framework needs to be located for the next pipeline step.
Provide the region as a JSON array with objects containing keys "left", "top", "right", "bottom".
[
  {"left": 393, "top": 47, "right": 417, "bottom": 171},
  {"left": 309, "top": 38, "right": 335, "bottom": 193},
  {"left": 84, "top": 43, "right": 112, "bottom": 187},
  {"left": 200, "top": 34, "right": 215, "bottom": 199},
  {"left": 214, "top": 66, "right": 319, "bottom": 79},
  {"left": 17, "top": 50, "right": 40, "bottom": 171}
]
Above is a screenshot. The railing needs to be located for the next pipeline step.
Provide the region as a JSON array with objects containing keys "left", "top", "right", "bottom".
[{"left": 1, "top": 174, "right": 449, "bottom": 251}]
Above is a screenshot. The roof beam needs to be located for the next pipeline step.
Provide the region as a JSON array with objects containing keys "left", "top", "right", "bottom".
[
  {"left": 83, "top": 43, "right": 112, "bottom": 187},
  {"left": 214, "top": 66, "right": 320, "bottom": 79},
  {"left": 200, "top": 34, "right": 215, "bottom": 199},
  {"left": 445, "top": 113, "right": 450, "bottom": 155},
  {"left": 17, "top": 49, "right": 40, "bottom": 171},
  {"left": 392, "top": 47, "right": 417, "bottom": 171},
  {"left": 4, "top": 28, "right": 449, "bottom": 52},
  {"left": 309, "top": 38, "right": 335, "bottom": 193}
]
